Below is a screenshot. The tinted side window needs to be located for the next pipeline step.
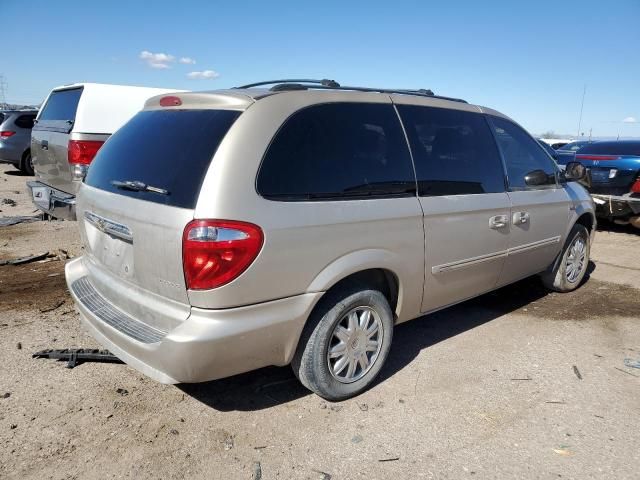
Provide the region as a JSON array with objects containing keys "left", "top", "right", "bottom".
[
  {"left": 15, "top": 114, "right": 36, "bottom": 129},
  {"left": 258, "top": 103, "right": 415, "bottom": 200},
  {"left": 38, "top": 88, "right": 83, "bottom": 122},
  {"left": 489, "top": 116, "right": 557, "bottom": 190},
  {"left": 397, "top": 105, "right": 505, "bottom": 196}
]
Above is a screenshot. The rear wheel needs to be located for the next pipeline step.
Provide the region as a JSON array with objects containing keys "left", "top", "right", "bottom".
[
  {"left": 292, "top": 285, "right": 394, "bottom": 401},
  {"left": 20, "top": 150, "right": 34, "bottom": 176},
  {"left": 541, "top": 224, "right": 590, "bottom": 292}
]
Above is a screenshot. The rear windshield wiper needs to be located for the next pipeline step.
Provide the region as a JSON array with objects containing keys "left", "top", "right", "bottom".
[{"left": 111, "top": 180, "right": 169, "bottom": 195}]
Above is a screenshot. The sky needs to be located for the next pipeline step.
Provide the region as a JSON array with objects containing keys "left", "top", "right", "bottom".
[{"left": 2, "top": 0, "right": 639, "bottom": 137}]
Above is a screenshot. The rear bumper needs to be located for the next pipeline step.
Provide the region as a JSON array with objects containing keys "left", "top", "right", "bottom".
[
  {"left": 65, "top": 257, "right": 322, "bottom": 384},
  {"left": 592, "top": 193, "right": 640, "bottom": 218},
  {"left": 26, "top": 181, "right": 76, "bottom": 220},
  {"left": 0, "top": 142, "right": 21, "bottom": 164}
]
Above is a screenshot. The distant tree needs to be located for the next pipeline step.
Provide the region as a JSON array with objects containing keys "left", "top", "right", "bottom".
[{"left": 540, "top": 130, "right": 556, "bottom": 138}]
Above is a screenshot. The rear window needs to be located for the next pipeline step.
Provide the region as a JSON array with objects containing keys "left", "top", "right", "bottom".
[
  {"left": 14, "top": 114, "right": 37, "bottom": 129},
  {"left": 0, "top": 113, "right": 5, "bottom": 124},
  {"left": 38, "top": 88, "right": 83, "bottom": 122},
  {"left": 578, "top": 142, "right": 640, "bottom": 156},
  {"left": 84, "top": 109, "right": 240, "bottom": 209}
]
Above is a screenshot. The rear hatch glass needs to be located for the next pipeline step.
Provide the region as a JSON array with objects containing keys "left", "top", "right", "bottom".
[
  {"left": 0, "top": 113, "right": 5, "bottom": 124},
  {"left": 84, "top": 109, "right": 240, "bottom": 209},
  {"left": 38, "top": 88, "right": 83, "bottom": 122}
]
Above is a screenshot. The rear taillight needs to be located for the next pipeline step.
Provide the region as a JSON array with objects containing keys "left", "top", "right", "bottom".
[
  {"left": 631, "top": 179, "right": 640, "bottom": 194},
  {"left": 68, "top": 139, "right": 104, "bottom": 165},
  {"left": 575, "top": 154, "right": 621, "bottom": 161},
  {"left": 0, "top": 131, "right": 15, "bottom": 137},
  {"left": 182, "top": 220, "right": 263, "bottom": 290}
]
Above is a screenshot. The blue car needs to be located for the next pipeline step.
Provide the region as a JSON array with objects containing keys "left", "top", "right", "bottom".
[
  {"left": 573, "top": 140, "right": 640, "bottom": 228},
  {"left": 555, "top": 140, "right": 593, "bottom": 165}
]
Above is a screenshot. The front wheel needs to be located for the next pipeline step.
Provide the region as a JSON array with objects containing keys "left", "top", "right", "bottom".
[
  {"left": 540, "top": 224, "right": 590, "bottom": 292},
  {"left": 292, "top": 286, "right": 394, "bottom": 401}
]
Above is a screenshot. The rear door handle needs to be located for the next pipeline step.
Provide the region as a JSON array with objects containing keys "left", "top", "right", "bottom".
[
  {"left": 489, "top": 214, "right": 509, "bottom": 229},
  {"left": 513, "top": 211, "right": 530, "bottom": 225},
  {"left": 41, "top": 140, "right": 48, "bottom": 150}
]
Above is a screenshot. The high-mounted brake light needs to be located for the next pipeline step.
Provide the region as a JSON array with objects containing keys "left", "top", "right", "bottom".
[
  {"left": 575, "top": 154, "right": 621, "bottom": 161},
  {"left": 68, "top": 140, "right": 104, "bottom": 165},
  {"left": 160, "top": 96, "right": 182, "bottom": 107},
  {"left": 182, "top": 220, "right": 263, "bottom": 290},
  {"left": 0, "top": 131, "right": 16, "bottom": 137}
]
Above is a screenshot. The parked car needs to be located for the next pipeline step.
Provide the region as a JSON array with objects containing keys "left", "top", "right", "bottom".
[
  {"left": 65, "top": 80, "right": 595, "bottom": 400},
  {"left": 0, "top": 109, "right": 38, "bottom": 174},
  {"left": 538, "top": 138, "right": 573, "bottom": 150},
  {"left": 555, "top": 140, "right": 593, "bottom": 165},
  {"left": 573, "top": 140, "right": 640, "bottom": 228},
  {"left": 27, "top": 83, "right": 184, "bottom": 220}
]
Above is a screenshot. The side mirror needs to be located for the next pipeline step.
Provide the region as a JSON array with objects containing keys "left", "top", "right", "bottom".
[
  {"left": 524, "top": 169, "right": 550, "bottom": 186},
  {"left": 564, "top": 161, "right": 586, "bottom": 181}
]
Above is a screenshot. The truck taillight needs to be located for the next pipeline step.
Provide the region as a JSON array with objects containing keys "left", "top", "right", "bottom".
[
  {"left": 182, "top": 220, "right": 263, "bottom": 290},
  {"left": 631, "top": 179, "right": 640, "bottom": 194},
  {"left": 68, "top": 140, "right": 104, "bottom": 165}
]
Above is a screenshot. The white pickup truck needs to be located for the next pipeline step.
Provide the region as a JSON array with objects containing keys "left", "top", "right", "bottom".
[{"left": 28, "top": 83, "right": 184, "bottom": 219}]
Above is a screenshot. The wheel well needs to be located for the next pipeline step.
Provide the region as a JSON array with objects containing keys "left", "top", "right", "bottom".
[
  {"left": 22, "top": 148, "right": 30, "bottom": 161},
  {"left": 575, "top": 212, "right": 594, "bottom": 232},
  {"left": 322, "top": 269, "right": 399, "bottom": 314}
]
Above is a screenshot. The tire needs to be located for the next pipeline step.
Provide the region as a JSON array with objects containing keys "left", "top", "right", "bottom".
[
  {"left": 292, "top": 285, "right": 394, "bottom": 401},
  {"left": 20, "top": 150, "right": 34, "bottom": 176},
  {"left": 540, "top": 224, "right": 590, "bottom": 292}
]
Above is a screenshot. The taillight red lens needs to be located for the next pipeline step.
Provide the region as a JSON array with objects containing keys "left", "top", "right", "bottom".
[
  {"left": 182, "top": 220, "right": 263, "bottom": 290},
  {"left": 631, "top": 179, "right": 640, "bottom": 194},
  {"left": 575, "top": 154, "right": 620, "bottom": 161},
  {"left": 67, "top": 140, "right": 104, "bottom": 165},
  {"left": 0, "top": 131, "right": 16, "bottom": 137}
]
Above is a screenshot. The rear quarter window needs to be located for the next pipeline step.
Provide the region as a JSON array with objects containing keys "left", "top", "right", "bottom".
[
  {"left": 257, "top": 103, "right": 415, "bottom": 200},
  {"left": 84, "top": 109, "right": 240, "bottom": 209},
  {"left": 38, "top": 88, "right": 83, "bottom": 122},
  {"left": 14, "top": 114, "right": 37, "bottom": 129}
]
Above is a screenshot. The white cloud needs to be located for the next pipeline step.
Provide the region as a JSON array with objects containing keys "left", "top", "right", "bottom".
[
  {"left": 179, "top": 57, "right": 196, "bottom": 65},
  {"left": 187, "top": 70, "right": 220, "bottom": 79},
  {"left": 139, "top": 50, "right": 175, "bottom": 69},
  {"left": 622, "top": 116, "right": 637, "bottom": 124}
]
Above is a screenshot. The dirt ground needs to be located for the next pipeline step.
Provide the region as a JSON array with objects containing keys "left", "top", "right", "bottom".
[{"left": 1, "top": 163, "right": 639, "bottom": 479}]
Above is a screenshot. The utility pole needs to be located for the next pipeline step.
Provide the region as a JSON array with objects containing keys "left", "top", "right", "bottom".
[
  {"left": 576, "top": 84, "right": 586, "bottom": 138},
  {"left": 0, "top": 75, "right": 7, "bottom": 109}
]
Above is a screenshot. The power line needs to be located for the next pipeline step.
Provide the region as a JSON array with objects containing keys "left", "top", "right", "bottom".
[{"left": 0, "top": 75, "right": 7, "bottom": 109}]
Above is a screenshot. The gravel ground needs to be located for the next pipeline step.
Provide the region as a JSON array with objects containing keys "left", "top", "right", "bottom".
[{"left": 1, "top": 163, "right": 639, "bottom": 479}]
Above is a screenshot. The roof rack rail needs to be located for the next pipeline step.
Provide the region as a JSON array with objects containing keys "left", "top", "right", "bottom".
[
  {"left": 235, "top": 79, "right": 340, "bottom": 89},
  {"left": 234, "top": 79, "right": 467, "bottom": 103}
]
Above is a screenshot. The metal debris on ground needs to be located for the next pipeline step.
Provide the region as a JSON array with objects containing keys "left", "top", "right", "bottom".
[
  {"left": 32, "top": 348, "right": 124, "bottom": 369},
  {"left": 311, "top": 469, "right": 332, "bottom": 479},
  {"left": 0, "top": 215, "right": 41, "bottom": 227},
  {"left": 0, "top": 252, "right": 50, "bottom": 266},
  {"left": 573, "top": 365, "right": 583, "bottom": 380},
  {"left": 39, "top": 300, "right": 65, "bottom": 313},
  {"left": 252, "top": 461, "right": 262, "bottom": 480},
  {"left": 378, "top": 457, "right": 400, "bottom": 462},
  {"left": 623, "top": 358, "right": 640, "bottom": 369}
]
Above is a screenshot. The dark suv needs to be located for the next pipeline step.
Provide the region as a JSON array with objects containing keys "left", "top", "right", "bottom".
[{"left": 0, "top": 110, "right": 38, "bottom": 175}]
